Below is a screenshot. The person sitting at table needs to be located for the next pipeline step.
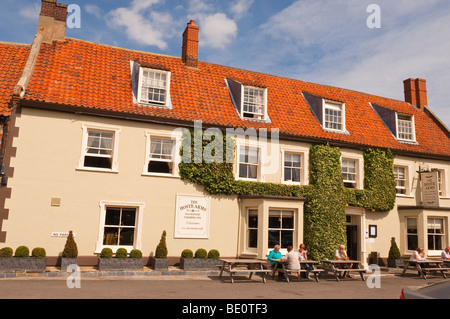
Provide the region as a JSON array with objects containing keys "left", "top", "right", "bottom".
[
  {"left": 298, "top": 243, "right": 313, "bottom": 278},
  {"left": 285, "top": 245, "right": 301, "bottom": 278},
  {"left": 335, "top": 245, "right": 352, "bottom": 278},
  {"left": 410, "top": 247, "right": 426, "bottom": 277},
  {"left": 441, "top": 246, "right": 450, "bottom": 260},
  {"left": 268, "top": 244, "right": 285, "bottom": 280}
]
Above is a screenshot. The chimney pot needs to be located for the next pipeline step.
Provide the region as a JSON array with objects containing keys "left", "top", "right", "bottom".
[
  {"left": 38, "top": 0, "right": 68, "bottom": 43},
  {"left": 182, "top": 20, "right": 199, "bottom": 68}
]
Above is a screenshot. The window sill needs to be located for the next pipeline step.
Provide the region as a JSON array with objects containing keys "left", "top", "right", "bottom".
[
  {"left": 76, "top": 167, "right": 119, "bottom": 174},
  {"left": 141, "top": 172, "right": 180, "bottom": 178},
  {"left": 396, "top": 194, "right": 414, "bottom": 199}
]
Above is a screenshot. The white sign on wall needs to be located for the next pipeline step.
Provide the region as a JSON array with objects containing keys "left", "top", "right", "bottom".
[
  {"left": 174, "top": 194, "right": 211, "bottom": 239},
  {"left": 421, "top": 171, "right": 440, "bottom": 208}
]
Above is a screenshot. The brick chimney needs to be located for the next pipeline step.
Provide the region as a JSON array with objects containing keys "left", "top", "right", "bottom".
[
  {"left": 37, "top": 0, "right": 68, "bottom": 43},
  {"left": 182, "top": 20, "right": 199, "bottom": 68},
  {"left": 403, "top": 78, "right": 428, "bottom": 109}
]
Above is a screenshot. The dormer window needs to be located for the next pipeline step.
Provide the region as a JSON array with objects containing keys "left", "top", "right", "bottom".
[
  {"left": 138, "top": 68, "right": 170, "bottom": 105},
  {"left": 302, "top": 92, "right": 346, "bottom": 133},
  {"left": 226, "top": 78, "right": 269, "bottom": 121},
  {"left": 396, "top": 114, "right": 415, "bottom": 141}
]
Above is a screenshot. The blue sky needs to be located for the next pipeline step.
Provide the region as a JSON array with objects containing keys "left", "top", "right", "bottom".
[{"left": 2, "top": 0, "right": 450, "bottom": 128}]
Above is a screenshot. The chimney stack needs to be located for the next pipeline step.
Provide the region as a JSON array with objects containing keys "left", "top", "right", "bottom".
[
  {"left": 37, "top": 0, "right": 68, "bottom": 43},
  {"left": 182, "top": 20, "right": 199, "bottom": 68},
  {"left": 403, "top": 78, "right": 428, "bottom": 109}
]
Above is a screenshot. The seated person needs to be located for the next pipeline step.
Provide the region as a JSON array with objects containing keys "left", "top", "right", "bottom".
[
  {"left": 335, "top": 245, "right": 352, "bottom": 278},
  {"left": 285, "top": 245, "right": 300, "bottom": 278},
  {"left": 267, "top": 244, "right": 284, "bottom": 280},
  {"left": 441, "top": 246, "right": 450, "bottom": 260}
]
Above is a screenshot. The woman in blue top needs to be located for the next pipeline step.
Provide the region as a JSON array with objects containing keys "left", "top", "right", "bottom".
[{"left": 267, "top": 245, "right": 283, "bottom": 267}]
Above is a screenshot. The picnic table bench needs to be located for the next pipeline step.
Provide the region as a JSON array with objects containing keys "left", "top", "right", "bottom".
[
  {"left": 321, "top": 259, "right": 367, "bottom": 282},
  {"left": 401, "top": 259, "right": 449, "bottom": 279},
  {"left": 271, "top": 260, "right": 324, "bottom": 282},
  {"left": 218, "top": 258, "right": 271, "bottom": 284}
]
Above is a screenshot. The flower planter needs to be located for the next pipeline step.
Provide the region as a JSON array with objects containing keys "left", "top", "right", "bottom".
[
  {"left": 388, "top": 258, "right": 404, "bottom": 268},
  {"left": 98, "top": 258, "right": 144, "bottom": 271},
  {"left": 61, "top": 257, "right": 78, "bottom": 271},
  {"left": 0, "top": 257, "right": 47, "bottom": 271},
  {"left": 180, "top": 258, "right": 222, "bottom": 270},
  {"left": 148, "top": 257, "right": 169, "bottom": 270}
]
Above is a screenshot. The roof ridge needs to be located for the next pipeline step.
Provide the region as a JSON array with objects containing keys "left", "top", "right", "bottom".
[{"left": 0, "top": 41, "right": 31, "bottom": 48}]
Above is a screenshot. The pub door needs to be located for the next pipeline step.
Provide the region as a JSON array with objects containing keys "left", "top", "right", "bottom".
[{"left": 346, "top": 225, "right": 358, "bottom": 261}]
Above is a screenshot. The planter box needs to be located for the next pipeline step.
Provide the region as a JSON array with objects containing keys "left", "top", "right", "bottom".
[
  {"left": 148, "top": 257, "right": 169, "bottom": 270},
  {"left": 61, "top": 257, "right": 78, "bottom": 271},
  {"left": 0, "top": 257, "right": 47, "bottom": 271},
  {"left": 388, "top": 258, "right": 405, "bottom": 268},
  {"left": 180, "top": 258, "right": 222, "bottom": 270},
  {"left": 98, "top": 258, "right": 144, "bottom": 271}
]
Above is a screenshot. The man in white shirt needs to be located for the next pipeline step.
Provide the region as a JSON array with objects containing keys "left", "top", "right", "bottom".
[{"left": 442, "top": 246, "right": 450, "bottom": 260}]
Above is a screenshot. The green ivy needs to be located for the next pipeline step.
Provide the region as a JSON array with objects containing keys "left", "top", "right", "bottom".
[{"left": 178, "top": 130, "right": 396, "bottom": 260}]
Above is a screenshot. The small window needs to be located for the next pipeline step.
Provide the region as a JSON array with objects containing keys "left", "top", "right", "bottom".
[
  {"left": 78, "top": 124, "right": 120, "bottom": 172},
  {"left": 428, "top": 218, "right": 444, "bottom": 252},
  {"left": 284, "top": 152, "right": 301, "bottom": 183},
  {"left": 138, "top": 68, "right": 170, "bottom": 105},
  {"left": 397, "top": 114, "right": 414, "bottom": 141},
  {"left": 394, "top": 166, "right": 407, "bottom": 195},
  {"left": 147, "top": 137, "right": 174, "bottom": 174},
  {"left": 247, "top": 209, "right": 258, "bottom": 249},
  {"left": 243, "top": 86, "right": 265, "bottom": 120},
  {"left": 342, "top": 159, "right": 357, "bottom": 188},
  {"left": 238, "top": 147, "right": 259, "bottom": 180},
  {"left": 268, "top": 210, "right": 294, "bottom": 249},
  {"left": 406, "top": 218, "right": 418, "bottom": 251},
  {"left": 324, "top": 102, "right": 343, "bottom": 131}
]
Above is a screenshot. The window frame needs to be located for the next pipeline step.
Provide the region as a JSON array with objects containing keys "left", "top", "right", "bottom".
[
  {"left": 431, "top": 167, "right": 448, "bottom": 198},
  {"left": 246, "top": 209, "right": 259, "bottom": 251},
  {"left": 267, "top": 209, "right": 295, "bottom": 253},
  {"left": 281, "top": 147, "right": 309, "bottom": 185},
  {"left": 427, "top": 217, "right": 446, "bottom": 255},
  {"left": 236, "top": 145, "right": 261, "bottom": 181},
  {"left": 96, "top": 201, "right": 145, "bottom": 253},
  {"left": 240, "top": 85, "right": 268, "bottom": 121},
  {"left": 137, "top": 67, "right": 171, "bottom": 107},
  {"left": 323, "top": 100, "right": 346, "bottom": 133},
  {"left": 77, "top": 124, "right": 121, "bottom": 173},
  {"left": 340, "top": 153, "right": 363, "bottom": 190},
  {"left": 143, "top": 130, "right": 182, "bottom": 178},
  {"left": 405, "top": 217, "right": 418, "bottom": 253},
  {"left": 396, "top": 113, "right": 416, "bottom": 142}
]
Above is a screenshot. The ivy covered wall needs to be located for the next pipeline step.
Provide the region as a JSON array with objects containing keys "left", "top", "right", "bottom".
[{"left": 178, "top": 130, "right": 396, "bottom": 260}]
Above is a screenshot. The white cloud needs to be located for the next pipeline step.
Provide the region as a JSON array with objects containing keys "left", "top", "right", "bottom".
[
  {"left": 19, "top": 2, "right": 40, "bottom": 22},
  {"left": 85, "top": 5, "right": 103, "bottom": 19},
  {"left": 106, "top": 0, "right": 172, "bottom": 50},
  {"left": 229, "top": 0, "right": 254, "bottom": 19},
  {"left": 199, "top": 13, "right": 238, "bottom": 49}
]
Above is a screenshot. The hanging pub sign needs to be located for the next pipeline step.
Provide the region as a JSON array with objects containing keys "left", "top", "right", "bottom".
[
  {"left": 174, "top": 194, "right": 211, "bottom": 238},
  {"left": 421, "top": 171, "right": 439, "bottom": 208}
]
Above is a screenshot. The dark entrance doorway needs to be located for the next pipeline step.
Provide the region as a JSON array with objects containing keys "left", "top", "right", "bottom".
[{"left": 346, "top": 225, "right": 358, "bottom": 261}]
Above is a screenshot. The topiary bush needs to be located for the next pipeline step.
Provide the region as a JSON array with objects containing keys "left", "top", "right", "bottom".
[
  {"left": 207, "top": 249, "right": 220, "bottom": 259},
  {"left": 31, "top": 247, "right": 46, "bottom": 258},
  {"left": 14, "top": 246, "right": 29, "bottom": 257},
  {"left": 194, "top": 248, "right": 207, "bottom": 259},
  {"left": 115, "top": 248, "right": 128, "bottom": 258},
  {"left": 388, "top": 237, "right": 402, "bottom": 259},
  {"left": 0, "top": 247, "right": 13, "bottom": 257},
  {"left": 181, "top": 249, "right": 194, "bottom": 259},
  {"left": 129, "top": 249, "right": 142, "bottom": 259},
  {"left": 62, "top": 230, "right": 78, "bottom": 258},
  {"left": 155, "top": 230, "right": 168, "bottom": 258},
  {"left": 100, "top": 248, "right": 113, "bottom": 258}
]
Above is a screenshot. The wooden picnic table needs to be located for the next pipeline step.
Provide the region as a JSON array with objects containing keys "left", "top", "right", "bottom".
[
  {"left": 271, "top": 259, "right": 323, "bottom": 282},
  {"left": 401, "top": 259, "right": 449, "bottom": 279},
  {"left": 218, "top": 258, "right": 271, "bottom": 284},
  {"left": 321, "top": 259, "right": 367, "bottom": 282}
]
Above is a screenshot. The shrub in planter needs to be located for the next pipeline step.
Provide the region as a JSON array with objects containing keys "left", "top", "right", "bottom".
[
  {"left": 0, "top": 246, "right": 46, "bottom": 271},
  {"left": 61, "top": 230, "right": 78, "bottom": 270},
  {"left": 129, "top": 249, "right": 143, "bottom": 259},
  {"left": 149, "top": 231, "right": 169, "bottom": 270},
  {"left": 0, "top": 247, "right": 13, "bottom": 257},
  {"left": 195, "top": 248, "right": 207, "bottom": 259},
  {"left": 14, "top": 246, "right": 29, "bottom": 257},
  {"left": 115, "top": 248, "right": 128, "bottom": 258},
  {"left": 207, "top": 249, "right": 220, "bottom": 259},
  {"left": 100, "top": 248, "right": 113, "bottom": 258},
  {"left": 181, "top": 249, "right": 194, "bottom": 259},
  {"left": 388, "top": 237, "right": 403, "bottom": 268},
  {"left": 31, "top": 247, "right": 46, "bottom": 258},
  {"left": 98, "top": 248, "right": 143, "bottom": 271}
]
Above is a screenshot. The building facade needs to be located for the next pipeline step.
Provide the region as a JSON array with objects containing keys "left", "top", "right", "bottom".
[{"left": 0, "top": 0, "right": 449, "bottom": 266}]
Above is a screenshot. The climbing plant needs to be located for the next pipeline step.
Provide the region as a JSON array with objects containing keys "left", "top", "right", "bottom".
[{"left": 178, "top": 129, "right": 396, "bottom": 260}]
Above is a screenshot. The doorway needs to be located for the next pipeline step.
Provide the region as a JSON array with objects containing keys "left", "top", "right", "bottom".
[{"left": 346, "top": 225, "right": 358, "bottom": 261}]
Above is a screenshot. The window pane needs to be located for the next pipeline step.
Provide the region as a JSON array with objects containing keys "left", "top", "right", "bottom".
[
  {"left": 148, "top": 161, "right": 172, "bottom": 174},
  {"left": 268, "top": 230, "right": 280, "bottom": 248},
  {"left": 248, "top": 229, "right": 258, "bottom": 248},
  {"left": 248, "top": 210, "right": 258, "bottom": 228},
  {"left": 120, "top": 228, "right": 135, "bottom": 246},
  {"left": 84, "top": 156, "right": 112, "bottom": 169},
  {"left": 105, "top": 207, "right": 121, "bottom": 226},
  {"left": 248, "top": 164, "right": 258, "bottom": 179},
  {"left": 269, "top": 211, "right": 281, "bottom": 228},
  {"left": 281, "top": 230, "right": 293, "bottom": 248},
  {"left": 284, "top": 167, "right": 291, "bottom": 181},
  {"left": 103, "top": 227, "right": 119, "bottom": 245},
  {"left": 282, "top": 211, "right": 294, "bottom": 229},
  {"left": 121, "top": 208, "right": 136, "bottom": 227}
]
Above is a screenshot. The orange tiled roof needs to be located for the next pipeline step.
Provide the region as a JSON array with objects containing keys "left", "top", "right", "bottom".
[
  {"left": 15, "top": 38, "right": 450, "bottom": 158},
  {"left": 0, "top": 42, "right": 30, "bottom": 116}
]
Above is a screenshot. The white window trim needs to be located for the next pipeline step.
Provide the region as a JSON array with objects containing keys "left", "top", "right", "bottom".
[
  {"left": 246, "top": 208, "right": 259, "bottom": 252},
  {"left": 281, "top": 147, "right": 309, "bottom": 185},
  {"left": 340, "top": 152, "right": 363, "bottom": 190},
  {"left": 427, "top": 217, "right": 446, "bottom": 257},
  {"left": 393, "top": 161, "right": 414, "bottom": 198},
  {"left": 95, "top": 201, "right": 145, "bottom": 254},
  {"left": 240, "top": 85, "right": 268, "bottom": 121},
  {"left": 405, "top": 216, "right": 419, "bottom": 254},
  {"left": 266, "top": 209, "right": 296, "bottom": 255},
  {"left": 77, "top": 123, "right": 121, "bottom": 173},
  {"left": 142, "top": 130, "right": 182, "bottom": 178},
  {"left": 235, "top": 136, "right": 266, "bottom": 182},
  {"left": 395, "top": 113, "right": 416, "bottom": 142},
  {"left": 322, "top": 99, "right": 346, "bottom": 133},
  {"left": 137, "top": 67, "right": 171, "bottom": 107}
]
